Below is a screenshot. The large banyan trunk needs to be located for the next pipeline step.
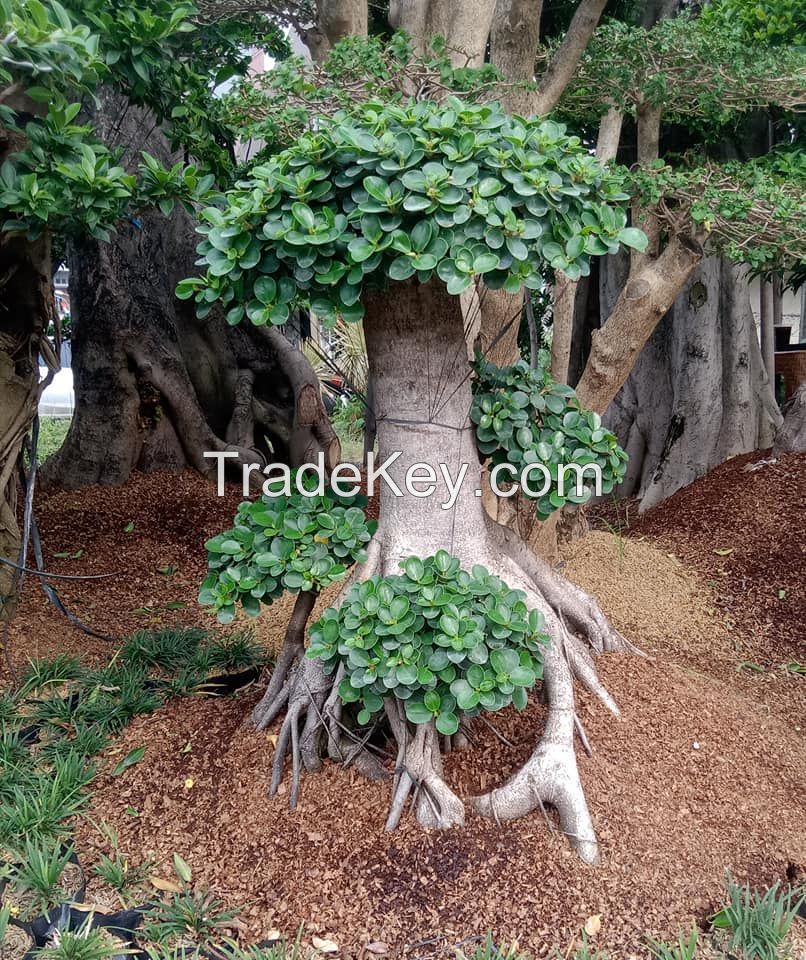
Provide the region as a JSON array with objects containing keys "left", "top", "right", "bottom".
[
  {"left": 0, "top": 232, "right": 57, "bottom": 621},
  {"left": 253, "top": 278, "right": 634, "bottom": 862},
  {"left": 602, "top": 256, "right": 781, "bottom": 510},
  {"left": 0, "top": 97, "right": 60, "bottom": 621},
  {"left": 42, "top": 94, "right": 337, "bottom": 489}
]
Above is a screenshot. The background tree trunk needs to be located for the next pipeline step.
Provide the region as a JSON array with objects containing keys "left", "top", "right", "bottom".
[
  {"left": 773, "top": 379, "right": 806, "bottom": 456},
  {"left": 603, "top": 256, "right": 782, "bottom": 509},
  {"left": 0, "top": 100, "right": 59, "bottom": 621},
  {"left": 42, "top": 93, "right": 336, "bottom": 489}
]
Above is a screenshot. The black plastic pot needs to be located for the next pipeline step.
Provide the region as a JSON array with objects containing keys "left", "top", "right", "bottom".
[
  {"left": 13, "top": 901, "right": 144, "bottom": 950},
  {"left": 195, "top": 666, "right": 261, "bottom": 696}
]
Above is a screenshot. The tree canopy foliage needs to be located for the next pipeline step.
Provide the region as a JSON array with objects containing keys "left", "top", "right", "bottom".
[
  {"left": 0, "top": 0, "right": 286, "bottom": 240},
  {"left": 180, "top": 96, "right": 646, "bottom": 329}
]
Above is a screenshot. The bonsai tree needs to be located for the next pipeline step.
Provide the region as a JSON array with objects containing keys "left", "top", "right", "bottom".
[{"left": 188, "top": 95, "right": 642, "bottom": 863}]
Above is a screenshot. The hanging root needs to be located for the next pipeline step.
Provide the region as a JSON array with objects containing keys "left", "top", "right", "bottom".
[
  {"left": 259, "top": 524, "right": 634, "bottom": 857},
  {"left": 384, "top": 703, "right": 464, "bottom": 832},
  {"left": 268, "top": 655, "right": 332, "bottom": 805},
  {"left": 262, "top": 536, "right": 387, "bottom": 801}
]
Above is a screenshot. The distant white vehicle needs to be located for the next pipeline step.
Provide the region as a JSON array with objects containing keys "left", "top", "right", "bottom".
[{"left": 38, "top": 366, "right": 75, "bottom": 418}]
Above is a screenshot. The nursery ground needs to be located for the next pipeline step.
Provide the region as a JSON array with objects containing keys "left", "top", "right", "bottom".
[{"left": 3, "top": 454, "right": 805, "bottom": 957}]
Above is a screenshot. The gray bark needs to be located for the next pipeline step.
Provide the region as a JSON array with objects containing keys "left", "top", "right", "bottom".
[
  {"left": 304, "top": 0, "right": 368, "bottom": 63},
  {"left": 760, "top": 279, "right": 774, "bottom": 382},
  {"left": 43, "top": 93, "right": 336, "bottom": 489},
  {"left": 773, "top": 379, "right": 806, "bottom": 455},
  {"left": 389, "top": 0, "right": 497, "bottom": 67},
  {"left": 604, "top": 257, "right": 783, "bottom": 510},
  {"left": 0, "top": 111, "right": 59, "bottom": 623},
  {"left": 490, "top": 0, "right": 543, "bottom": 84}
]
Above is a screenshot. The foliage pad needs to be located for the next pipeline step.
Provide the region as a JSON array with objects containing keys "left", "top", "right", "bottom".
[
  {"left": 307, "top": 551, "right": 550, "bottom": 735},
  {"left": 200, "top": 476, "right": 377, "bottom": 623},
  {"left": 472, "top": 357, "right": 628, "bottom": 519},
  {"left": 180, "top": 97, "right": 642, "bottom": 324}
]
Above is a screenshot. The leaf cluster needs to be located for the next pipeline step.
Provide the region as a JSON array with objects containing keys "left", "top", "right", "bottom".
[
  {"left": 632, "top": 148, "right": 806, "bottom": 275},
  {"left": 0, "top": 0, "right": 284, "bottom": 239},
  {"left": 471, "top": 357, "right": 628, "bottom": 520},
  {"left": 553, "top": 14, "right": 805, "bottom": 126},
  {"left": 180, "top": 96, "right": 643, "bottom": 325},
  {"left": 307, "top": 551, "right": 549, "bottom": 736},
  {"left": 200, "top": 475, "right": 376, "bottom": 623}
]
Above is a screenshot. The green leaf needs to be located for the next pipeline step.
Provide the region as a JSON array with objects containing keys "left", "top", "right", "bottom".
[
  {"left": 173, "top": 853, "right": 192, "bottom": 885},
  {"left": 617, "top": 227, "right": 648, "bottom": 252},
  {"left": 348, "top": 237, "right": 376, "bottom": 262},
  {"left": 435, "top": 710, "right": 459, "bottom": 736},
  {"left": 291, "top": 202, "right": 315, "bottom": 230},
  {"left": 405, "top": 698, "right": 435, "bottom": 724},
  {"left": 388, "top": 256, "right": 416, "bottom": 281},
  {"left": 254, "top": 276, "right": 276, "bottom": 304},
  {"left": 411, "top": 221, "right": 433, "bottom": 252},
  {"left": 112, "top": 746, "right": 146, "bottom": 776}
]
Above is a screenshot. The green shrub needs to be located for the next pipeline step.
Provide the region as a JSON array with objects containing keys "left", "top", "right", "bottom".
[
  {"left": 471, "top": 356, "right": 627, "bottom": 519},
  {"left": 178, "top": 97, "right": 642, "bottom": 325}
]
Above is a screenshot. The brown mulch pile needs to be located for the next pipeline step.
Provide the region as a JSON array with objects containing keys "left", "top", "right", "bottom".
[
  {"left": 629, "top": 450, "right": 805, "bottom": 661},
  {"left": 620, "top": 450, "right": 806, "bottom": 725},
  {"left": 79, "top": 652, "right": 805, "bottom": 957},
  {"left": 4, "top": 469, "right": 805, "bottom": 956},
  {"left": 2, "top": 473, "right": 376, "bottom": 680}
]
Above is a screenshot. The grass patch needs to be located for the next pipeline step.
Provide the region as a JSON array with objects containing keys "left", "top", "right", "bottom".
[{"left": 36, "top": 416, "right": 71, "bottom": 461}]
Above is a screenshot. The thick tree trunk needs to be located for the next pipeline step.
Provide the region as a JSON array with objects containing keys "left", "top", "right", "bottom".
[
  {"left": 42, "top": 95, "right": 336, "bottom": 489},
  {"left": 261, "top": 278, "right": 633, "bottom": 860},
  {"left": 604, "top": 257, "right": 782, "bottom": 509},
  {"left": 389, "top": 0, "right": 497, "bottom": 67},
  {"left": 303, "top": 0, "right": 368, "bottom": 63},
  {"left": 0, "top": 232, "right": 57, "bottom": 622},
  {"left": 40, "top": 208, "right": 324, "bottom": 487},
  {"left": 0, "top": 96, "right": 60, "bottom": 621},
  {"left": 574, "top": 234, "right": 704, "bottom": 414}
]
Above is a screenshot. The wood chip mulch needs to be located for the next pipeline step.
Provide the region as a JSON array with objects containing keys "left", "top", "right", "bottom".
[
  {"left": 4, "top": 468, "right": 805, "bottom": 957},
  {"left": 624, "top": 449, "right": 806, "bottom": 726}
]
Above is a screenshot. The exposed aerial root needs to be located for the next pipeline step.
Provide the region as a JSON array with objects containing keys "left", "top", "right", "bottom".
[
  {"left": 384, "top": 705, "right": 465, "bottom": 832},
  {"left": 469, "top": 634, "right": 600, "bottom": 864},
  {"left": 260, "top": 536, "right": 387, "bottom": 800},
  {"left": 560, "top": 628, "right": 620, "bottom": 717},
  {"left": 254, "top": 535, "right": 382, "bottom": 732},
  {"left": 269, "top": 656, "right": 332, "bottom": 805},
  {"left": 261, "top": 528, "right": 633, "bottom": 858},
  {"left": 467, "top": 551, "right": 628, "bottom": 864},
  {"left": 252, "top": 590, "right": 316, "bottom": 731}
]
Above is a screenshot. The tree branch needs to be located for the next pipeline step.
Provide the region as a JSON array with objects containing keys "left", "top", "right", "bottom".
[
  {"left": 532, "top": 0, "right": 609, "bottom": 116},
  {"left": 574, "top": 234, "right": 704, "bottom": 414}
]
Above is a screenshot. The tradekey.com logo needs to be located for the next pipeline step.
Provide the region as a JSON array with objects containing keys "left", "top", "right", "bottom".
[{"left": 205, "top": 451, "right": 603, "bottom": 511}]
